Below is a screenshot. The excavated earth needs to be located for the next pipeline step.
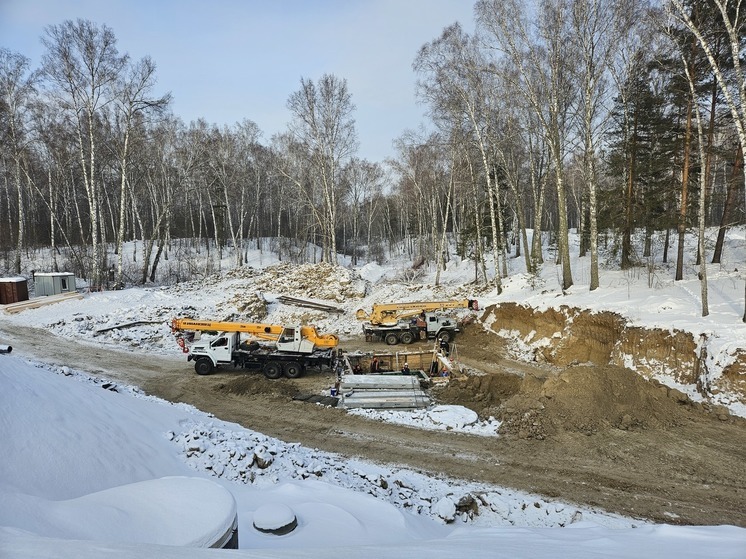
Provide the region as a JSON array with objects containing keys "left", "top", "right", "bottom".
[{"left": 2, "top": 302, "right": 745, "bottom": 528}]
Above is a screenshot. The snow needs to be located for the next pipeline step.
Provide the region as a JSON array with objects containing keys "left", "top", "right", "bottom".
[
  {"left": 348, "top": 405, "right": 501, "bottom": 436},
  {"left": 2, "top": 355, "right": 744, "bottom": 558},
  {"left": 4, "top": 476, "right": 236, "bottom": 547},
  {"left": 1, "top": 228, "right": 746, "bottom": 557},
  {"left": 252, "top": 503, "right": 296, "bottom": 532}
]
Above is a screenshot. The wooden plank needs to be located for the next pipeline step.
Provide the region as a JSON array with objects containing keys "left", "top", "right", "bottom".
[
  {"left": 94, "top": 320, "right": 162, "bottom": 334},
  {"left": 276, "top": 295, "right": 344, "bottom": 314},
  {"left": 2, "top": 291, "right": 83, "bottom": 314}
]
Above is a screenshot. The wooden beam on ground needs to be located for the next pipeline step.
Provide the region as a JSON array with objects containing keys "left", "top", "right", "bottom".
[
  {"left": 1, "top": 292, "right": 83, "bottom": 314},
  {"left": 276, "top": 295, "right": 344, "bottom": 314},
  {"left": 94, "top": 320, "right": 163, "bottom": 334}
]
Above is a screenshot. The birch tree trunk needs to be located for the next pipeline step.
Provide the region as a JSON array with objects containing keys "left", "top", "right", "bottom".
[
  {"left": 48, "top": 169, "right": 58, "bottom": 272},
  {"left": 114, "top": 57, "right": 170, "bottom": 288},
  {"left": 681, "top": 53, "right": 709, "bottom": 316},
  {"left": 435, "top": 153, "right": 456, "bottom": 287},
  {"left": 570, "top": 0, "right": 627, "bottom": 290},
  {"left": 676, "top": 78, "right": 694, "bottom": 282},
  {"left": 668, "top": 0, "right": 746, "bottom": 319},
  {"left": 477, "top": 0, "right": 574, "bottom": 291},
  {"left": 14, "top": 159, "right": 24, "bottom": 274},
  {"left": 413, "top": 24, "right": 505, "bottom": 291},
  {"left": 0, "top": 49, "right": 37, "bottom": 274}
]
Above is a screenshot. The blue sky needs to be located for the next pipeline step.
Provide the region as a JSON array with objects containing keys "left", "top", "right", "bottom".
[{"left": 0, "top": 0, "right": 476, "bottom": 162}]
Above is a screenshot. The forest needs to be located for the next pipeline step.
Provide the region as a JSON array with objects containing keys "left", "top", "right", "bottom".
[{"left": 0, "top": 0, "right": 743, "bottom": 302}]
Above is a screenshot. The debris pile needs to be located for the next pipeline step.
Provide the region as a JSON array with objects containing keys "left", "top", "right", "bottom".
[{"left": 253, "top": 262, "right": 366, "bottom": 301}]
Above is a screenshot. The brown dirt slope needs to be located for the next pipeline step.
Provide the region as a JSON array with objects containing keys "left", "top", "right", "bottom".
[{"left": 477, "top": 303, "right": 746, "bottom": 402}]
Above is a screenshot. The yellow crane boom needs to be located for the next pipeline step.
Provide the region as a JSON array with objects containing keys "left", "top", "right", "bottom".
[
  {"left": 170, "top": 318, "right": 339, "bottom": 348},
  {"left": 355, "top": 299, "right": 478, "bottom": 326}
]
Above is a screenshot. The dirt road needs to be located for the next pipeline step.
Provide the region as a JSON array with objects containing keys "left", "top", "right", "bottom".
[{"left": 3, "top": 324, "right": 745, "bottom": 527}]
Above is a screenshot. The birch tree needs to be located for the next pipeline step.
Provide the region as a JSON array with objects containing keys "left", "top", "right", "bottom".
[
  {"left": 569, "top": 0, "right": 635, "bottom": 290},
  {"left": 667, "top": 0, "right": 746, "bottom": 319},
  {"left": 341, "top": 158, "right": 384, "bottom": 265},
  {"left": 681, "top": 53, "right": 710, "bottom": 316},
  {"left": 0, "top": 49, "right": 38, "bottom": 274},
  {"left": 390, "top": 133, "right": 448, "bottom": 266},
  {"left": 113, "top": 56, "right": 170, "bottom": 287},
  {"left": 41, "top": 19, "right": 127, "bottom": 288},
  {"left": 286, "top": 74, "right": 357, "bottom": 264},
  {"left": 414, "top": 24, "right": 505, "bottom": 291},
  {"left": 477, "top": 0, "right": 576, "bottom": 291},
  {"left": 137, "top": 118, "right": 177, "bottom": 284}
]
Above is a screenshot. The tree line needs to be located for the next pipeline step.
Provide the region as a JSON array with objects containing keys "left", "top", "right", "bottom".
[{"left": 0, "top": 2, "right": 743, "bottom": 318}]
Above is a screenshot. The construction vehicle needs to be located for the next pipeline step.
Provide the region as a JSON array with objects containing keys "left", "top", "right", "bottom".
[
  {"left": 171, "top": 318, "right": 339, "bottom": 378},
  {"left": 170, "top": 318, "right": 339, "bottom": 349},
  {"left": 355, "top": 299, "right": 478, "bottom": 346}
]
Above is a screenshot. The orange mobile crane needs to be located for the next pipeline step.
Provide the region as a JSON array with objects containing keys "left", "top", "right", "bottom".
[
  {"left": 355, "top": 299, "right": 478, "bottom": 345},
  {"left": 171, "top": 318, "right": 339, "bottom": 378}
]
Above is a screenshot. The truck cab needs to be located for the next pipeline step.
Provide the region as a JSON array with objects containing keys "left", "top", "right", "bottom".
[
  {"left": 189, "top": 332, "right": 239, "bottom": 368},
  {"left": 276, "top": 326, "right": 316, "bottom": 353},
  {"left": 207, "top": 334, "right": 233, "bottom": 364},
  {"left": 422, "top": 313, "right": 457, "bottom": 339}
]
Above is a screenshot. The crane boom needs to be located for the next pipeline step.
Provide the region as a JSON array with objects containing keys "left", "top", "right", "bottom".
[
  {"left": 171, "top": 318, "right": 339, "bottom": 348},
  {"left": 355, "top": 299, "right": 478, "bottom": 326}
]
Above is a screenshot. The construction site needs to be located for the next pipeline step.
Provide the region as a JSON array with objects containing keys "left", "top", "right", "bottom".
[{"left": 1, "top": 261, "right": 745, "bottom": 529}]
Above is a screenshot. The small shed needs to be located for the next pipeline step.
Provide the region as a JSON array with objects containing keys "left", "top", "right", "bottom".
[
  {"left": 34, "top": 272, "right": 76, "bottom": 296},
  {"left": 0, "top": 276, "right": 29, "bottom": 304}
]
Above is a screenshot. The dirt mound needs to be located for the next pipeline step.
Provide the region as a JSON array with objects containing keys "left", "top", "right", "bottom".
[
  {"left": 214, "top": 375, "right": 300, "bottom": 399},
  {"left": 456, "top": 321, "right": 510, "bottom": 364},
  {"left": 432, "top": 371, "right": 521, "bottom": 414},
  {"left": 435, "top": 364, "right": 731, "bottom": 440}
]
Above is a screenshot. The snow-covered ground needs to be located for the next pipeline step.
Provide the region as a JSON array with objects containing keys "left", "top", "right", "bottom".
[
  {"left": 1, "top": 228, "right": 746, "bottom": 557},
  {"left": 2, "top": 355, "right": 745, "bottom": 558}
]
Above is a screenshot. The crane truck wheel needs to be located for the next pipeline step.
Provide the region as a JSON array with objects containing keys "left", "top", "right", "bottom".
[
  {"left": 399, "top": 331, "right": 415, "bottom": 344},
  {"left": 437, "top": 331, "right": 452, "bottom": 343},
  {"left": 194, "top": 357, "right": 214, "bottom": 375},
  {"left": 263, "top": 361, "right": 283, "bottom": 380},
  {"left": 283, "top": 362, "right": 303, "bottom": 379},
  {"left": 384, "top": 333, "right": 399, "bottom": 345}
]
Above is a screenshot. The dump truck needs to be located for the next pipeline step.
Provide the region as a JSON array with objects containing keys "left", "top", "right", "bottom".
[
  {"left": 355, "top": 299, "right": 478, "bottom": 345},
  {"left": 171, "top": 318, "right": 338, "bottom": 378}
]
